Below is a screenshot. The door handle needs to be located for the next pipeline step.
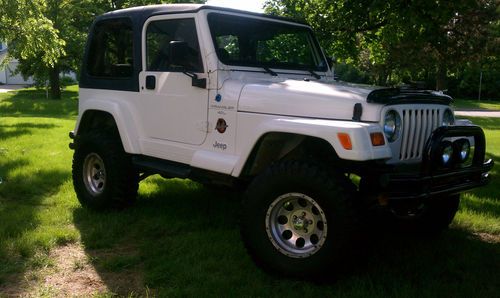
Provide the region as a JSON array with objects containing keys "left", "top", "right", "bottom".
[{"left": 145, "top": 75, "right": 156, "bottom": 90}]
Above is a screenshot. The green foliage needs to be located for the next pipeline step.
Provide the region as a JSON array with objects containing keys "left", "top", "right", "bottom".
[
  {"left": 335, "top": 63, "right": 371, "bottom": 84},
  {"left": 5, "top": 0, "right": 205, "bottom": 99},
  {"left": 0, "top": 0, "right": 65, "bottom": 67},
  {"left": 60, "top": 76, "right": 77, "bottom": 87},
  {"left": 257, "top": 33, "right": 313, "bottom": 66},
  {"left": 265, "top": 0, "right": 499, "bottom": 92}
]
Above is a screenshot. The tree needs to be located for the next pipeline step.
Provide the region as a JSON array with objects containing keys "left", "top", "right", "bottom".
[
  {"left": 0, "top": 0, "right": 65, "bottom": 70},
  {"left": 265, "top": 0, "right": 499, "bottom": 90},
  {"left": 10, "top": 0, "right": 205, "bottom": 99}
]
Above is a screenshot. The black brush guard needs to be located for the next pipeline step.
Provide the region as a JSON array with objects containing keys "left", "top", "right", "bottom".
[{"left": 378, "top": 125, "right": 493, "bottom": 200}]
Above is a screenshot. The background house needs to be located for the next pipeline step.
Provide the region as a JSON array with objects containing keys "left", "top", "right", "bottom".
[{"left": 0, "top": 41, "right": 34, "bottom": 85}]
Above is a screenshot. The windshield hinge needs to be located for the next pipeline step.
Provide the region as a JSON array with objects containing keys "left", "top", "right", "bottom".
[{"left": 263, "top": 67, "right": 278, "bottom": 76}]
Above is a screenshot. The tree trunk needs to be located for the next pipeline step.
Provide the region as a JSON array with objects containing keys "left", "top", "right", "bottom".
[
  {"left": 377, "top": 66, "right": 388, "bottom": 86},
  {"left": 49, "top": 65, "right": 61, "bottom": 99},
  {"left": 436, "top": 63, "right": 447, "bottom": 91}
]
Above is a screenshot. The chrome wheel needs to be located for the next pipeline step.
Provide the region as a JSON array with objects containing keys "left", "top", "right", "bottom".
[
  {"left": 83, "top": 153, "right": 106, "bottom": 196},
  {"left": 266, "top": 193, "right": 327, "bottom": 258}
]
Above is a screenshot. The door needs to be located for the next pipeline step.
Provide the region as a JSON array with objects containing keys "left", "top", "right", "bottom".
[{"left": 139, "top": 16, "right": 208, "bottom": 145}]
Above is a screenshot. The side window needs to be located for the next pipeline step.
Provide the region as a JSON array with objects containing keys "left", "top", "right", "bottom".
[
  {"left": 87, "top": 18, "right": 133, "bottom": 78},
  {"left": 146, "top": 18, "right": 203, "bottom": 72}
]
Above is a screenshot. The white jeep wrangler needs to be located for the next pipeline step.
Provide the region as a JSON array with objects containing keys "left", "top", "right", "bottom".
[{"left": 70, "top": 4, "right": 493, "bottom": 277}]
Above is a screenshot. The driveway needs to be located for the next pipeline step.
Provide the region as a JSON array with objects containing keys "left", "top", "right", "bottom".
[{"left": 0, "top": 84, "right": 26, "bottom": 93}]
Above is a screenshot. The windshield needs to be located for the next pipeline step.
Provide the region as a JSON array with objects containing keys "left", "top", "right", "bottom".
[{"left": 207, "top": 13, "right": 328, "bottom": 72}]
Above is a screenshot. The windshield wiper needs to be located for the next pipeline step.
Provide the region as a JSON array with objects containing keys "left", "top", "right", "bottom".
[
  {"left": 263, "top": 67, "right": 278, "bottom": 77},
  {"left": 308, "top": 70, "right": 321, "bottom": 79}
]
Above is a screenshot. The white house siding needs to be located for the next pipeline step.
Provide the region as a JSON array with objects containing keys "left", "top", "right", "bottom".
[
  {"left": 0, "top": 50, "right": 6, "bottom": 84},
  {"left": 0, "top": 41, "right": 34, "bottom": 85},
  {"left": 0, "top": 41, "right": 75, "bottom": 85},
  {"left": 5, "top": 61, "right": 33, "bottom": 85},
  {"left": 0, "top": 68, "right": 6, "bottom": 84}
]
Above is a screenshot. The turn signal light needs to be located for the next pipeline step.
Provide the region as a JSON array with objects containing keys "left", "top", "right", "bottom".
[
  {"left": 370, "top": 132, "right": 385, "bottom": 146},
  {"left": 337, "top": 133, "right": 352, "bottom": 150}
]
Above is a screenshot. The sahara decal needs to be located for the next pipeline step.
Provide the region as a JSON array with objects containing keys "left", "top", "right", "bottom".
[{"left": 210, "top": 104, "right": 235, "bottom": 110}]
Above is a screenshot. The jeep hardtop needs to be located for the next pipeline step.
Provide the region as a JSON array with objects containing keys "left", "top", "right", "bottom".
[{"left": 70, "top": 4, "right": 493, "bottom": 277}]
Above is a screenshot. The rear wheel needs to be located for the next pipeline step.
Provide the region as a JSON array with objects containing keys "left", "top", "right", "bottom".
[
  {"left": 241, "top": 161, "right": 357, "bottom": 277},
  {"left": 72, "top": 131, "right": 139, "bottom": 209}
]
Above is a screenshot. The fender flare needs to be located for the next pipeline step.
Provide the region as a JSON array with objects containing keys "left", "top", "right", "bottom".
[
  {"left": 76, "top": 98, "right": 141, "bottom": 154},
  {"left": 232, "top": 118, "right": 392, "bottom": 177}
]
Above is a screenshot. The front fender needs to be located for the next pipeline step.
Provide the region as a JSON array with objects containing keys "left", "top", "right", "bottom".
[{"left": 232, "top": 113, "right": 392, "bottom": 176}]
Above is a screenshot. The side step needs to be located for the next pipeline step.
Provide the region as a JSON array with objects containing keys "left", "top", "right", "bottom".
[{"left": 132, "top": 155, "right": 191, "bottom": 179}]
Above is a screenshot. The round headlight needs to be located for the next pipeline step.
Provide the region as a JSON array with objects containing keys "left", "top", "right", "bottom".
[
  {"left": 383, "top": 110, "right": 401, "bottom": 142},
  {"left": 440, "top": 141, "right": 454, "bottom": 166},
  {"left": 454, "top": 139, "right": 470, "bottom": 162},
  {"left": 442, "top": 109, "right": 455, "bottom": 126}
]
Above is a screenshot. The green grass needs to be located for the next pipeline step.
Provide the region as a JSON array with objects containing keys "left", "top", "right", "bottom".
[
  {"left": 453, "top": 98, "right": 500, "bottom": 110},
  {"left": 0, "top": 87, "right": 499, "bottom": 297}
]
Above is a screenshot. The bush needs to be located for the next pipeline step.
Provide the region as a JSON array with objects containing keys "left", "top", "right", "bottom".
[
  {"left": 334, "top": 63, "right": 371, "bottom": 84},
  {"left": 60, "top": 75, "right": 77, "bottom": 87}
]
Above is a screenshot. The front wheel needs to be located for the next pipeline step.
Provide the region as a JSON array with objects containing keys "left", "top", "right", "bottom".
[{"left": 240, "top": 161, "right": 357, "bottom": 277}]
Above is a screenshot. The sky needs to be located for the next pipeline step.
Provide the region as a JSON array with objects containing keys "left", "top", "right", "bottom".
[{"left": 205, "top": 0, "right": 266, "bottom": 13}]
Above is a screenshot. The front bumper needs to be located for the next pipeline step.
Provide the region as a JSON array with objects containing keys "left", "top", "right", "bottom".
[{"left": 374, "top": 125, "right": 494, "bottom": 200}]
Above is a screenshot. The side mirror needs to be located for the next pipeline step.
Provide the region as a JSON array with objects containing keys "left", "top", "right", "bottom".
[{"left": 169, "top": 40, "right": 189, "bottom": 69}]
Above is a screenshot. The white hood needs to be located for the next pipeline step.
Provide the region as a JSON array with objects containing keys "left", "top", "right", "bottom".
[{"left": 237, "top": 79, "right": 383, "bottom": 122}]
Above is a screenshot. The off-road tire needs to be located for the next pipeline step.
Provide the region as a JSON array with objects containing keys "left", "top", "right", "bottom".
[
  {"left": 241, "top": 160, "right": 357, "bottom": 278},
  {"left": 72, "top": 131, "right": 139, "bottom": 209}
]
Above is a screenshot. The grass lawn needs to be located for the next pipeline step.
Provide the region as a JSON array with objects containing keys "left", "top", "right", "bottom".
[
  {"left": 0, "top": 87, "right": 499, "bottom": 297},
  {"left": 453, "top": 98, "right": 500, "bottom": 110}
]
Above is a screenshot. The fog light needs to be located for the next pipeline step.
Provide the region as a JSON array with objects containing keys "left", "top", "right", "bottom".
[
  {"left": 454, "top": 139, "right": 470, "bottom": 162},
  {"left": 440, "top": 141, "right": 454, "bottom": 166}
]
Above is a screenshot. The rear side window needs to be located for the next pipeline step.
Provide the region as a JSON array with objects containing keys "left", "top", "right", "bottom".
[
  {"left": 87, "top": 18, "right": 134, "bottom": 78},
  {"left": 146, "top": 18, "right": 203, "bottom": 72}
]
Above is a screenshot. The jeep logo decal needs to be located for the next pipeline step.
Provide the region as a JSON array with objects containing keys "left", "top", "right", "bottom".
[{"left": 213, "top": 141, "right": 228, "bottom": 150}]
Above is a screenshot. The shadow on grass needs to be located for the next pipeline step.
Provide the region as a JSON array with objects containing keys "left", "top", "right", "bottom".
[
  {"left": 0, "top": 159, "right": 30, "bottom": 185},
  {"left": 73, "top": 178, "right": 243, "bottom": 295},
  {"left": 73, "top": 177, "right": 499, "bottom": 296},
  {"left": 466, "top": 152, "right": 499, "bottom": 201},
  {"left": 0, "top": 88, "right": 78, "bottom": 118},
  {"left": 343, "top": 228, "right": 499, "bottom": 297},
  {"left": 0, "top": 122, "right": 59, "bottom": 141},
  {"left": 453, "top": 99, "right": 500, "bottom": 110},
  {"left": 465, "top": 117, "right": 500, "bottom": 130},
  {"left": 0, "top": 168, "right": 70, "bottom": 289}
]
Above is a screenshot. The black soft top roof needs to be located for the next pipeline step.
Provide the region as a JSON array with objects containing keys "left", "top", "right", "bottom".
[
  {"left": 80, "top": 4, "right": 309, "bottom": 92},
  {"left": 97, "top": 4, "right": 308, "bottom": 25}
]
